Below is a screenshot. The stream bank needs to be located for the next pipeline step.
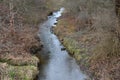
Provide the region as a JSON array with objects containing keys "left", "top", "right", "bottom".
[
  {"left": 54, "top": 1, "right": 120, "bottom": 80},
  {"left": 37, "top": 8, "right": 88, "bottom": 80}
]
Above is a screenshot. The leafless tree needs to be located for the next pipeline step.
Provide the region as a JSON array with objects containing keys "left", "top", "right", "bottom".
[{"left": 9, "top": 0, "right": 15, "bottom": 36}]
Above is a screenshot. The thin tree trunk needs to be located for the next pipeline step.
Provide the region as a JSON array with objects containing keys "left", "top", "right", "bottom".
[{"left": 9, "top": 0, "right": 15, "bottom": 36}]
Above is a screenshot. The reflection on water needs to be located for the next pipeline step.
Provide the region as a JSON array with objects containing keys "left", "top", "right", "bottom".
[{"left": 38, "top": 8, "right": 87, "bottom": 80}]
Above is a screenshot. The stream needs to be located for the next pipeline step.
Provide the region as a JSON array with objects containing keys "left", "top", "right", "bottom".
[{"left": 38, "top": 8, "right": 87, "bottom": 80}]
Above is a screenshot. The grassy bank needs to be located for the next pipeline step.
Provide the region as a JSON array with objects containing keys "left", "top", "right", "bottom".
[
  {"left": 54, "top": 0, "right": 120, "bottom": 80},
  {"left": 0, "top": 0, "right": 52, "bottom": 79},
  {"left": 0, "top": 58, "right": 38, "bottom": 80}
]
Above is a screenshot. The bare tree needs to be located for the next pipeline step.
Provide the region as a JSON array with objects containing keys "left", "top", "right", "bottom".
[{"left": 9, "top": 0, "right": 15, "bottom": 36}]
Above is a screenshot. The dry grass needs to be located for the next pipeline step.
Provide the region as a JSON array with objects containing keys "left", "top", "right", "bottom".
[
  {"left": 54, "top": 0, "right": 120, "bottom": 80},
  {"left": 0, "top": 0, "right": 49, "bottom": 64},
  {"left": 0, "top": 0, "right": 49, "bottom": 79},
  {"left": 0, "top": 62, "right": 38, "bottom": 80},
  {"left": 91, "top": 32, "right": 120, "bottom": 60},
  {"left": 0, "top": 25, "right": 39, "bottom": 63}
]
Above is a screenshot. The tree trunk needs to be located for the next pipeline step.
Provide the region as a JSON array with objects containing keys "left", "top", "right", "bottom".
[
  {"left": 9, "top": 0, "right": 15, "bottom": 36},
  {"left": 115, "top": 0, "right": 120, "bottom": 16}
]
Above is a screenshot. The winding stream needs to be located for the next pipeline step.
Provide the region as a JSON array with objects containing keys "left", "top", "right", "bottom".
[{"left": 38, "top": 8, "right": 87, "bottom": 80}]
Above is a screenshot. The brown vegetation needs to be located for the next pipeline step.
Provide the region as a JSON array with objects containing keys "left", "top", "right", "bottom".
[
  {"left": 1, "top": 0, "right": 120, "bottom": 79},
  {"left": 0, "top": 0, "right": 50, "bottom": 79},
  {"left": 54, "top": 0, "right": 120, "bottom": 80}
]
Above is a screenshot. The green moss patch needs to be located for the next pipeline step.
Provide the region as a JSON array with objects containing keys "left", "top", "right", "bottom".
[
  {"left": 0, "top": 55, "right": 39, "bottom": 66},
  {"left": 0, "top": 62, "right": 38, "bottom": 80}
]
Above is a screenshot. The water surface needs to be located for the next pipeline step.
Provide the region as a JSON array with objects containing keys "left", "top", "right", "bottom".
[{"left": 38, "top": 8, "right": 87, "bottom": 80}]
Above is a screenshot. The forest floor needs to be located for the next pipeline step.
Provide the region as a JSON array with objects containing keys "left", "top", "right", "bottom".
[
  {"left": 0, "top": 1, "right": 50, "bottom": 79},
  {"left": 0, "top": 25, "right": 39, "bottom": 80},
  {"left": 54, "top": 11, "right": 120, "bottom": 80}
]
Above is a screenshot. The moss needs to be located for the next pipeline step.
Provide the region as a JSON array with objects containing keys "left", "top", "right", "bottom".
[
  {"left": 76, "top": 55, "right": 82, "bottom": 61},
  {"left": 0, "top": 56, "right": 38, "bottom": 66},
  {"left": 63, "top": 37, "right": 79, "bottom": 54},
  {"left": 0, "top": 62, "right": 38, "bottom": 80},
  {"left": 9, "top": 71, "right": 16, "bottom": 80},
  {"left": 61, "top": 37, "right": 88, "bottom": 61},
  {"left": 0, "top": 55, "right": 39, "bottom": 80}
]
